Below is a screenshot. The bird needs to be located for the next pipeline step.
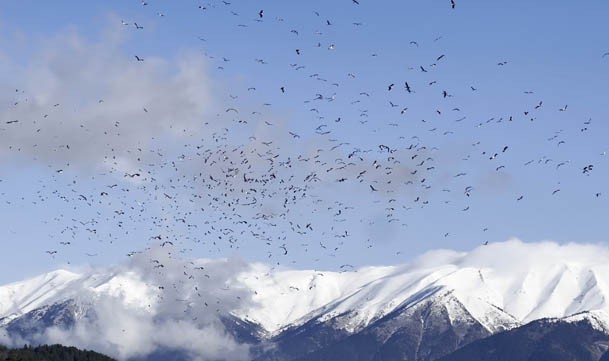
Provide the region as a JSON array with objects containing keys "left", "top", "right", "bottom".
[
  {"left": 404, "top": 82, "right": 412, "bottom": 93},
  {"left": 258, "top": 9, "right": 264, "bottom": 18},
  {"left": 583, "top": 164, "right": 594, "bottom": 174},
  {"left": 450, "top": 0, "right": 456, "bottom": 8},
  {"left": 135, "top": 55, "right": 144, "bottom": 61}
]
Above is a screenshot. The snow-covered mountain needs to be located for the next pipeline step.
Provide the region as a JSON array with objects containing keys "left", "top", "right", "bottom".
[{"left": 3, "top": 240, "right": 609, "bottom": 360}]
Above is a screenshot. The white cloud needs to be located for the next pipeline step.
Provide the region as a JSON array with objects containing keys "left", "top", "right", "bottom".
[
  {"left": 460, "top": 239, "right": 609, "bottom": 270},
  {"left": 410, "top": 238, "right": 609, "bottom": 272},
  {"left": 0, "top": 27, "right": 216, "bottom": 174},
  {"left": 0, "top": 248, "right": 253, "bottom": 360},
  {"left": 41, "top": 297, "right": 250, "bottom": 361}
]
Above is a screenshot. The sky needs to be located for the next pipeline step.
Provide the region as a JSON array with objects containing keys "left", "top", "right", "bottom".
[{"left": 0, "top": 0, "right": 608, "bottom": 284}]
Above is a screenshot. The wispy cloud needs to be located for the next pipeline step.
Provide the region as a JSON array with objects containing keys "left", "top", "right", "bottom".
[
  {"left": 3, "top": 248, "right": 252, "bottom": 360},
  {"left": 0, "top": 27, "right": 215, "bottom": 175}
]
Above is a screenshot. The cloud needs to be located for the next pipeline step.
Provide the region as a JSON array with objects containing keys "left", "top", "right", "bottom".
[
  {"left": 41, "top": 298, "right": 250, "bottom": 361},
  {"left": 0, "top": 24, "right": 434, "bottom": 194},
  {"left": 0, "top": 27, "right": 216, "bottom": 174},
  {"left": 457, "top": 239, "right": 609, "bottom": 271},
  {"left": 2, "top": 249, "right": 253, "bottom": 361},
  {"left": 0, "top": 328, "right": 15, "bottom": 347},
  {"left": 410, "top": 238, "right": 609, "bottom": 271}
]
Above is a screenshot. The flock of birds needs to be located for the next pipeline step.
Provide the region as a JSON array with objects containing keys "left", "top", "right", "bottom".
[{"left": 1, "top": 1, "right": 608, "bottom": 303}]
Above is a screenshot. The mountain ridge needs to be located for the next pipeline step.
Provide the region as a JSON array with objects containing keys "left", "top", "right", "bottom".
[
  {"left": 4, "top": 241, "right": 609, "bottom": 334},
  {"left": 3, "top": 240, "right": 609, "bottom": 360}
]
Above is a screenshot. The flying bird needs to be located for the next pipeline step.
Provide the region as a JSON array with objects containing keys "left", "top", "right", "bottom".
[{"left": 404, "top": 82, "right": 412, "bottom": 93}]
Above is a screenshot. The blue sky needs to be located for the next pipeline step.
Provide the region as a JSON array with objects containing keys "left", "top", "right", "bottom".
[{"left": 0, "top": 0, "right": 608, "bottom": 283}]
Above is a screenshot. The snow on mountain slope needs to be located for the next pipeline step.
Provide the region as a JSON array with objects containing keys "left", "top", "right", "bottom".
[
  {"left": 2, "top": 240, "right": 609, "bottom": 336},
  {"left": 0, "top": 270, "right": 81, "bottom": 324},
  {"left": 234, "top": 240, "right": 609, "bottom": 333},
  {"left": 562, "top": 310, "right": 609, "bottom": 333},
  {"left": 0, "top": 270, "right": 157, "bottom": 326},
  {"left": 232, "top": 263, "right": 397, "bottom": 332}
]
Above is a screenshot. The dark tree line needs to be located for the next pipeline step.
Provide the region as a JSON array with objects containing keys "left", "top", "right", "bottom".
[{"left": 0, "top": 344, "right": 115, "bottom": 361}]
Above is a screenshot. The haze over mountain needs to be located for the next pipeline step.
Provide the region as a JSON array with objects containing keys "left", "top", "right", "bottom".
[{"left": 3, "top": 240, "right": 609, "bottom": 360}]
